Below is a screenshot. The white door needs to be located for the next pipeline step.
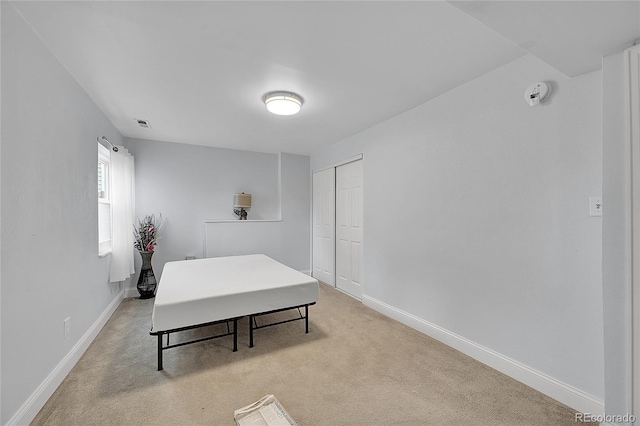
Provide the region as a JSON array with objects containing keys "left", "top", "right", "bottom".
[
  {"left": 336, "top": 160, "right": 363, "bottom": 299},
  {"left": 312, "top": 168, "right": 335, "bottom": 286}
]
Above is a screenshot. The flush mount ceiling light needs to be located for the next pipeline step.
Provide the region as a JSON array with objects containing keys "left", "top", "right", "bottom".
[{"left": 263, "top": 91, "right": 303, "bottom": 115}]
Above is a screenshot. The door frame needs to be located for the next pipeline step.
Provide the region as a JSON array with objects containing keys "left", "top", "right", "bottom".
[{"left": 628, "top": 44, "right": 640, "bottom": 422}]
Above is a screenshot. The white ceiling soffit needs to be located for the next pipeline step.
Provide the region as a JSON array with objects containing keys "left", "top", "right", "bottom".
[
  {"left": 449, "top": 0, "right": 640, "bottom": 78},
  {"left": 9, "top": 1, "right": 527, "bottom": 155}
]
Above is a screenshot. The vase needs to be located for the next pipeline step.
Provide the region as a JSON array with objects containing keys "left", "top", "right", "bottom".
[{"left": 137, "top": 251, "right": 157, "bottom": 299}]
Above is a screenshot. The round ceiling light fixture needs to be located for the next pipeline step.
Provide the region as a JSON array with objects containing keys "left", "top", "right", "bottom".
[{"left": 263, "top": 91, "right": 304, "bottom": 115}]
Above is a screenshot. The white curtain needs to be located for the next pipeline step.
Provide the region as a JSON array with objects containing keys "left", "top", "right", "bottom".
[{"left": 110, "top": 147, "right": 136, "bottom": 282}]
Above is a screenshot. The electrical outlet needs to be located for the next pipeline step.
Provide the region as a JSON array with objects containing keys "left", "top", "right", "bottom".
[
  {"left": 64, "top": 317, "right": 71, "bottom": 339},
  {"left": 589, "top": 197, "right": 603, "bottom": 217}
]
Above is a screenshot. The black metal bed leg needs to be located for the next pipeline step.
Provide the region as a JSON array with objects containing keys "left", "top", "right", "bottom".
[
  {"left": 305, "top": 304, "right": 309, "bottom": 333},
  {"left": 157, "top": 333, "right": 164, "bottom": 371},
  {"left": 233, "top": 318, "right": 238, "bottom": 352},
  {"left": 249, "top": 315, "right": 254, "bottom": 348}
]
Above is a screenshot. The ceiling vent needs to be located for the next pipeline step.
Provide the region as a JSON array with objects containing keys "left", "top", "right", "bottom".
[{"left": 135, "top": 119, "right": 151, "bottom": 129}]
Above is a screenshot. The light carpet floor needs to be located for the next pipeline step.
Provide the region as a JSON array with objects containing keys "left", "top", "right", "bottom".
[{"left": 32, "top": 284, "right": 584, "bottom": 425}]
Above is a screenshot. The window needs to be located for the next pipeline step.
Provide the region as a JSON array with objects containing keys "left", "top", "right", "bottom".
[{"left": 98, "top": 143, "right": 112, "bottom": 256}]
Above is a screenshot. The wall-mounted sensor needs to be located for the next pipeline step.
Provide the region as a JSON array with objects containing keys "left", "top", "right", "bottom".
[{"left": 524, "top": 82, "right": 550, "bottom": 106}]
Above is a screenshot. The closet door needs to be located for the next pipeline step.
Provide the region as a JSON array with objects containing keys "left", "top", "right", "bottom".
[
  {"left": 312, "top": 168, "right": 335, "bottom": 286},
  {"left": 336, "top": 160, "right": 363, "bottom": 299}
]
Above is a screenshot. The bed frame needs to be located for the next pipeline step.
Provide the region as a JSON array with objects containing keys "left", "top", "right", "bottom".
[
  {"left": 150, "top": 318, "right": 239, "bottom": 371},
  {"left": 149, "top": 254, "right": 319, "bottom": 371},
  {"left": 150, "top": 303, "right": 315, "bottom": 370},
  {"left": 248, "top": 302, "right": 315, "bottom": 348}
]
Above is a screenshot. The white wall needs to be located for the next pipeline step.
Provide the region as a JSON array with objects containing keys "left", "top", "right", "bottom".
[
  {"left": 602, "top": 49, "right": 633, "bottom": 419},
  {"left": 1, "top": 3, "right": 125, "bottom": 423},
  {"left": 205, "top": 153, "right": 311, "bottom": 271},
  {"left": 125, "top": 138, "right": 311, "bottom": 279},
  {"left": 278, "top": 152, "right": 312, "bottom": 270},
  {"left": 311, "top": 54, "right": 605, "bottom": 409}
]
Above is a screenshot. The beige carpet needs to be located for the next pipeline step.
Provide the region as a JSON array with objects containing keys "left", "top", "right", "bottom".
[{"left": 32, "top": 284, "right": 583, "bottom": 425}]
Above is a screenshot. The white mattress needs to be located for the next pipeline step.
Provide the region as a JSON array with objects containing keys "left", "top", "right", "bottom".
[{"left": 151, "top": 254, "right": 319, "bottom": 332}]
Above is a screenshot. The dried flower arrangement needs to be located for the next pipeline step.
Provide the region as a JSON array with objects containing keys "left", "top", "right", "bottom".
[{"left": 133, "top": 214, "right": 163, "bottom": 252}]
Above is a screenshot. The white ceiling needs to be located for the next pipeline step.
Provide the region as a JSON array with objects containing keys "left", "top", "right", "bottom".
[
  {"left": 10, "top": 1, "right": 640, "bottom": 155},
  {"left": 450, "top": 1, "right": 640, "bottom": 77}
]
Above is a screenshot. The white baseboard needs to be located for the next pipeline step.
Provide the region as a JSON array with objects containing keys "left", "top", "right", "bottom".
[
  {"left": 362, "top": 294, "right": 605, "bottom": 415},
  {"left": 6, "top": 290, "right": 125, "bottom": 426}
]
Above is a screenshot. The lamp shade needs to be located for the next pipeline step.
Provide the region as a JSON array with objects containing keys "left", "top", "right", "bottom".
[
  {"left": 263, "top": 91, "right": 303, "bottom": 115},
  {"left": 233, "top": 193, "right": 252, "bottom": 208}
]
